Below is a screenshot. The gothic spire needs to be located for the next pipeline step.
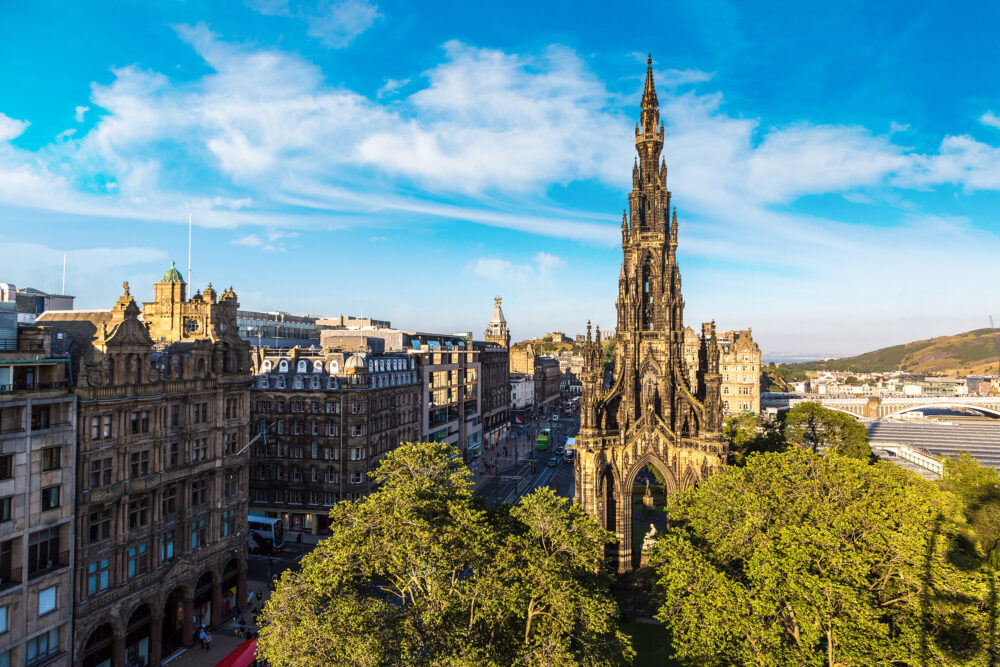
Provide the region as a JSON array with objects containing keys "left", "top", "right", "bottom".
[{"left": 640, "top": 54, "right": 659, "bottom": 134}]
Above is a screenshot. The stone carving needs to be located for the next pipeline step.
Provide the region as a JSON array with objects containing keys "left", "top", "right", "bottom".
[{"left": 641, "top": 523, "right": 658, "bottom": 552}]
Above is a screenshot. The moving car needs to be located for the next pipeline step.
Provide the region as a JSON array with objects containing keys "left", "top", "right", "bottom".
[
  {"left": 547, "top": 456, "right": 558, "bottom": 467},
  {"left": 563, "top": 449, "right": 576, "bottom": 463},
  {"left": 554, "top": 445, "right": 565, "bottom": 456}
]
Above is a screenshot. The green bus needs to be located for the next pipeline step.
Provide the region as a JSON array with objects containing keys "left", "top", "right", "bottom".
[{"left": 536, "top": 427, "right": 550, "bottom": 451}]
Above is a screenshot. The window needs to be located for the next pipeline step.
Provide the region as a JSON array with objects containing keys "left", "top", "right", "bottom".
[
  {"left": 41, "top": 447, "right": 60, "bottom": 471},
  {"left": 161, "top": 531, "right": 175, "bottom": 561},
  {"left": 103, "top": 415, "right": 112, "bottom": 438},
  {"left": 350, "top": 472, "right": 364, "bottom": 484},
  {"left": 327, "top": 422, "right": 338, "bottom": 436},
  {"left": 0, "top": 497, "right": 9, "bottom": 523},
  {"left": 87, "top": 558, "right": 110, "bottom": 595},
  {"left": 0, "top": 455, "right": 10, "bottom": 481},
  {"left": 224, "top": 432, "right": 235, "bottom": 456},
  {"left": 327, "top": 468, "right": 338, "bottom": 483},
  {"left": 191, "top": 479, "right": 208, "bottom": 507},
  {"left": 127, "top": 543, "right": 148, "bottom": 578},
  {"left": 37, "top": 585, "right": 57, "bottom": 616},
  {"left": 223, "top": 472, "right": 235, "bottom": 498},
  {"left": 30, "top": 405, "right": 51, "bottom": 430},
  {"left": 88, "top": 508, "right": 112, "bottom": 544},
  {"left": 128, "top": 497, "right": 150, "bottom": 530},
  {"left": 170, "top": 404, "right": 181, "bottom": 427},
  {"left": 26, "top": 626, "right": 60, "bottom": 666},
  {"left": 41, "top": 485, "right": 60, "bottom": 511},
  {"left": 221, "top": 509, "right": 235, "bottom": 538},
  {"left": 325, "top": 401, "right": 339, "bottom": 414},
  {"left": 311, "top": 421, "right": 318, "bottom": 435},
  {"left": 162, "top": 486, "right": 178, "bottom": 517},
  {"left": 190, "top": 518, "right": 207, "bottom": 549},
  {"left": 0, "top": 604, "right": 6, "bottom": 634},
  {"left": 89, "top": 457, "right": 112, "bottom": 489},
  {"left": 311, "top": 467, "right": 318, "bottom": 482},
  {"left": 191, "top": 438, "right": 208, "bottom": 461},
  {"left": 351, "top": 425, "right": 365, "bottom": 437},
  {"left": 324, "top": 492, "right": 337, "bottom": 505},
  {"left": 129, "top": 450, "right": 150, "bottom": 477},
  {"left": 130, "top": 410, "right": 149, "bottom": 434},
  {"left": 276, "top": 400, "right": 285, "bottom": 413},
  {"left": 168, "top": 442, "right": 180, "bottom": 466},
  {"left": 276, "top": 465, "right": 286, "bottom": 481},
  {"left": 292, "top": 467, "right": 302, "bottom": 482},
  {"left": 350, "top": 447, "right": 364, "bottom": 461},
  {"left": 90, "top": 416, "right": 101, "bottom": 439}
]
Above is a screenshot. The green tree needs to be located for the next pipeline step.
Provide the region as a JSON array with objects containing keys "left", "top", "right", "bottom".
[
  {"left": 941, "top": 452, "right": 1000, "bottom": 566},
  {"left": 784, "top": 401, "right": 872, "bottom": 460},
  {"left": 258, "top": 443, "right": 631, "bottom": 666},
  {"left": 723, "top": 413, "right": 786, "bottom": 465},
  {"left": 651, "top": 448, "right": 991, "bottom": 666}
]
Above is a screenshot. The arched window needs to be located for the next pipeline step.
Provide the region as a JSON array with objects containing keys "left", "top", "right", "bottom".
[
  {"left": 293, "top": 376, "right": 303, "bottom": 390},
  {"left": 642, "top": 262, "right": 654, "bottom": 330},
  {"left": 311, "top": 376, "right": 320, "bottom": 389},
  {"left": 262, "top": 360, "right": 272, "bottom": 372},
  {"left": 313, "top": 360, "right": 324, "bottom": 372},
  {"left": 297, "top": 360, "right": 308, "bottom": 373},
  {"left": 278, "top": 360, "right": 289, "bottom": 373}
]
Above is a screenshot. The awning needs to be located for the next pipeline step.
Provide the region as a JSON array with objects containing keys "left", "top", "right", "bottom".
[{"left": 216, "top": 639, "right": 258, "bottom": 667}]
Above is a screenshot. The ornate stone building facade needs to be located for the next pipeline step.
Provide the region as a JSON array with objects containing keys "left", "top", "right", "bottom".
[
  {"left": 249, "top": 348, "right": 420, "bottom": 535},
  {"left": 575, "top": 57, "right": 727, "bottom": 572},
  {"left": 38, "top": 269, "right": 252, "bottom": 667},
  {"left": 0, "top": 325, "right": 76, "bottom": 667},
  {"left": 683, "top": 327, "right": 762, "bottom": 414},
  {"left": 480, "top": 297, "right": 510, "bottom": 448}
]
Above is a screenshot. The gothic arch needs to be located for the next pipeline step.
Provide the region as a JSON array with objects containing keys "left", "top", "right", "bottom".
[
  {"left": 679, "top": 464, "right": 700, "bottom": 491},
  {"left": 624, "top": 450, "right": 679, "bottom": 496}
]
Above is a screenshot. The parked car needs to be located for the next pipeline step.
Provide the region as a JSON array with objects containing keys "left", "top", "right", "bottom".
[{"left": 547, "top": 456, "right": 558, "bottom": 467}]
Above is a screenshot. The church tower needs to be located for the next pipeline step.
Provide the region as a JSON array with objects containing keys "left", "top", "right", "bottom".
[
  {"left": 484, "top": 295, "right": 510, "bottom": 348},
  {"left": 575, "top": 56, "right": 726, "bottom": 573}
]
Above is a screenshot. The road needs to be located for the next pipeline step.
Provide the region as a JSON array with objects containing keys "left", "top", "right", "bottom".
[{"left": 475, "top": 404, "right": 580, "bottom": 507}]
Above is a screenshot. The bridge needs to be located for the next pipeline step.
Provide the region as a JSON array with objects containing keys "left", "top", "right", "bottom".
[{"left": 762, "top": 393, "right": 1000, "bottom": 421}]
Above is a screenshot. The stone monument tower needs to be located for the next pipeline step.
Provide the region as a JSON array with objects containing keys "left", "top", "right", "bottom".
[{"left": 575, "top": 56, "right": 727, "bottom": 572}]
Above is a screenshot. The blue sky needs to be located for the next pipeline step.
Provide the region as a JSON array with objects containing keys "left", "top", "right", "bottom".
[{"left": 2, "top": 0, "right": 999, "bottom": 359}]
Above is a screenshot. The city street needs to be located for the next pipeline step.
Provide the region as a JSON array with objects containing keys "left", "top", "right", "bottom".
[{"left": 473, "top": 402, "right": 580, "bottom": 507}]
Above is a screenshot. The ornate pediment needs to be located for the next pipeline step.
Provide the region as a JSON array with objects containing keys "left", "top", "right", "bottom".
[{"left": 105, "top": 316, "right": 154, "bottom": 347}]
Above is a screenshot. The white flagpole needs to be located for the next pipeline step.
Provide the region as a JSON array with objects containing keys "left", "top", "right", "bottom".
[{"left": 187, "top": 210, "right": 192, "bottom": 285}]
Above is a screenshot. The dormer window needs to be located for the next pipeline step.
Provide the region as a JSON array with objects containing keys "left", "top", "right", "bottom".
[
  {"left": 278, "top": 360, "right": 289, "bottom": 373},
  {"left": 311, "top": 376, "right": 320, "bottom": 389},
  {"left": 276, "top": 376, "right": 286, "bottom": 389},
  {"left": 293, "top": 376, "right": 303, "bottom": 390},
  {"left": 258, "top": 376, "right": 269, "bottom": 389},
  {"left": 329, "top": 361, "right": 339, "bottom": 373},
  {"left": 262, "top": 360, "right": 272, "bottom": 372},
  {"left": 297, "top": 360, "right": 308, "bottom": 373},
  {"left": 313, "top": 360, "right": 323, "bottom": 372}
]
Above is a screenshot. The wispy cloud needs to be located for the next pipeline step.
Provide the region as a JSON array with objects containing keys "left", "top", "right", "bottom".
[
  {"left": 74, "top": 105, "right": 90, "bottom": 122},
  {"left": 246, "top": 0, "right": 380, "bottom": 48},
  {"left": 980, "top": 111, "right": 1000, "bottom": 130},
  {"left": 0, "top": 113, "right": 28, "bottom": 142},
  {"left": 465, "top": 252, "right": 566, "bottom": 286}
]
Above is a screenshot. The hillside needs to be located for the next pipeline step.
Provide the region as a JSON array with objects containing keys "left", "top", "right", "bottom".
[{"left": 782, "top": 328, "right": 1000, "bottom": 376}]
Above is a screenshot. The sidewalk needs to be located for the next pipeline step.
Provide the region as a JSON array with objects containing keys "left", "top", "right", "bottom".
[{"left": 162, "top": 584, "right": 275, "bottom": 667}]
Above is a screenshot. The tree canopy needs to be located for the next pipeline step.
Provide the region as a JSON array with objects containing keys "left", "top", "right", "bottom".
[
  {"left": 784, "top": 401, "right": 873, "bottom": 460},
  {"left": 651, "top": 448, "right": 992, "bottom": 666},
  {"left": 258, "top": 442, "right": 632, "bottom": 666},
  {"left": 723, "top": 413, "right": 787, "bottom": 465}
]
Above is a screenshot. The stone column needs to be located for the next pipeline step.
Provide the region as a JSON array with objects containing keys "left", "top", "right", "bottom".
[
  {"left": 237, "top": 563, "right": 248, "bottom": 612},
  {"left": 114, "top": 633, "right": 126, "bottom": 667},
  {"left": 211, "top": 582, "right": 223, "bottom": 627},
  {"left": 181, "top": 597, "right": 194, "bottom": 647},
  {"left": 149, "top": 615, "right": 163, "bottom": 667}
]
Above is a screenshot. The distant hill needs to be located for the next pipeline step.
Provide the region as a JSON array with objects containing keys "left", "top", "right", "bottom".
[{"left": 780, "top": 328, "right": 1000, "bottom": 376}]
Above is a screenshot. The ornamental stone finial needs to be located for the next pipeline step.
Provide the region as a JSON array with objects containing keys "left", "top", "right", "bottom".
[{"left": 122, "top": 281, "right": 130, "bottom": 296}]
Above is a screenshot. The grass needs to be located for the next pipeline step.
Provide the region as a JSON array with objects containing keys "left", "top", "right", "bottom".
[{"left": 620, "top": 621, "right": 682, "bottom": 666}]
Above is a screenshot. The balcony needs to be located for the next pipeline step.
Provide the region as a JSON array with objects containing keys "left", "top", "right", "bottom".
[
  {"left": 0, "top": 380, "right": 68, "bottom": 393},
  {"left": 28, "top": 551, "right": 70, "bottom": 580},
  {"left": 0, "top": 567, "right": 22, "bottom": 592}
]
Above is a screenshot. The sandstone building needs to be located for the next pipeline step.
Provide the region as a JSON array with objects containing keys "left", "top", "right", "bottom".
[
  {"left": 480, "top": 297, "right": 511, "bottom": 448},
  {"left": 575, "top": 57, "right": 727, "bottom": 572},
  {"left": 684, "top": 327, "right": 762, "bottom": 414},
  {"left": 38, "top": 269, "right": 252, "bottom": 667},
  {"left": 249, "top": 348, "right": 420, "bottom": 536},
  {"left": 0, "top": 318, "right": 76, "bottom": 667}
]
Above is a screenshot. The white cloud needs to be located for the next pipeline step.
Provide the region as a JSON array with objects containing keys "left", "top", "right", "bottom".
[
  {"left": 306, "top": 0, "right": 380, "bottom": 48},
  {"left": 377, "top": 77, "right": 409, "bottom": 98},
  {"left": 0, "top": 113, "right": 28, "bottom": 142},
  {"left": 658, "top": 68, "right": 714, "bottom": 87},
  {"left": 74, "top": 105, "right": 90, "bottom": 122},
  {"left": 980, "top": 111, "right": 1000, "bottom": 130},
  {"left": 246, "top": 0, "right": 380, "bottom": 48},
  {"left": 465, "top": 252, "right": 566, "bottom": 286},
  {"left": 231, "top": 233, "right": 263, "bottom": 247}
]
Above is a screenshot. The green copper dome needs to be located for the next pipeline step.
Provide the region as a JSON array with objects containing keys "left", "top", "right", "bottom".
[{"left": 162, "top": 260, "right": 184, "bottom": 282}]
